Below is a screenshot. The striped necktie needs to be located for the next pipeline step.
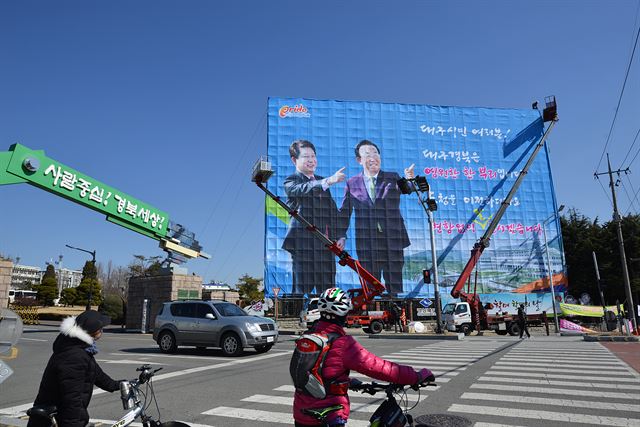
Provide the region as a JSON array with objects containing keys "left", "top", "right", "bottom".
[{"left": 368, "top": 177, "right": 376, "bottom": 201}]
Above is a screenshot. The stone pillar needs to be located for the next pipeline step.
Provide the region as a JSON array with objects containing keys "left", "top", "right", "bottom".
[
  {"left": 0, "top": 259, "right": 13, "bottom": 309},
  {"left": 126, "top": 272, "right": 202, "bottom": 331}
]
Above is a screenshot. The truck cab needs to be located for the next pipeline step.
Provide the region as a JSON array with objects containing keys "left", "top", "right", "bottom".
[
  {"left": 299, "top": 298, "right": 320, "bottom": 330},
  {"left": 443, "top": 301, "right": 474, "bottom": 335}
]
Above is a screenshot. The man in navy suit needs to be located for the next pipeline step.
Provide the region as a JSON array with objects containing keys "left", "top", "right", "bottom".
[
  {"left": 283, "top": 140, "right": 346, "bottom": 295},
  {"left": 338, "top": 140, "right": 411, "bottom": 295}
]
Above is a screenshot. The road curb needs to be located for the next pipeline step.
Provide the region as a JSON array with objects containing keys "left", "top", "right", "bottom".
[{"left": 584, "top": 335, "right": 640, "bottom": 342}]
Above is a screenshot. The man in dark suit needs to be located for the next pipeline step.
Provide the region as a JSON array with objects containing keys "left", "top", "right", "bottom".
[
  {"left": 283, "top": 140, "right": 346, "bottom": 295},
  {"left": 338, "top": 140, "right": 411, "bottom": 295}
]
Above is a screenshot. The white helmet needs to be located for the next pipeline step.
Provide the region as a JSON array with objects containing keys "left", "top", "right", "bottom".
[{"left": 318, "top": 288, "right": 352, "bottom": 317}]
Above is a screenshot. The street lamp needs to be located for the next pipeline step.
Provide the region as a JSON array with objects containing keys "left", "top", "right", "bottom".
[
  {"left": 397, "top": 176, "right": 443, "bottom": 333},
  {"left": 65, "top": 244, "right": 96, "bottom": 311},
  {"left": 542, "top": 205, "right": 564, "bottom": 334}
]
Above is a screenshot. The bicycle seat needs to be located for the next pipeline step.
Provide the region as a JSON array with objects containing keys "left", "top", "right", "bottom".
[
  {"left": 27, "top": 405, "right": 57, "bottom": 418},
  {"left": 303, "top": 404, "right": 344, "bottom": 421}
]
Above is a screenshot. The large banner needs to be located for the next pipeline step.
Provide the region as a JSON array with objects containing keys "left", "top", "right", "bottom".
[{"left": 265, "top": 98, "right": 566, "bottom": 298}]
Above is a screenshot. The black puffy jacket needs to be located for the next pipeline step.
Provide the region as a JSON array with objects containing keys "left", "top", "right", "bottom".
[{"left": 28, "top": 316, "right": 120, "bottom": 427}]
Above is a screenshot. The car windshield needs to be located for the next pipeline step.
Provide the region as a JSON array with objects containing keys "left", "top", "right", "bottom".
[
  {"left": 442, "top": 303, "right": 456, "bottom": 314},
  {"left": 308, "top": 300, "right": 318, "bottom": 311},
  {"left": 214, "top": 302, "right": 248, "bottom": 317}
]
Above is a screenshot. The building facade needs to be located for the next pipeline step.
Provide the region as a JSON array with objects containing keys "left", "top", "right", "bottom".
[{"left": 10, "top": 264, "right": 43, "bottom": 288}]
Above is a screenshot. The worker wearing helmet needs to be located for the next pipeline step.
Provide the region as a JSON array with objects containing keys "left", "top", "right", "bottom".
[{"left": 292, "top": 288, "right": 434, "bottom": 426}]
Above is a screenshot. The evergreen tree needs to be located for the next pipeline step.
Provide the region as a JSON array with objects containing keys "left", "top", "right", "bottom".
[
  {"left": 35, "top": 264, "right": 58, "bottom": 306},
  {"left": 60, "top": 287, "right": 77, "bottom": 307},
  {"left": 236, "top": 274, "right": 263, "bottom": 305},
  {"left": 75, "top": 260, "right": 103, "bottom": 308}
]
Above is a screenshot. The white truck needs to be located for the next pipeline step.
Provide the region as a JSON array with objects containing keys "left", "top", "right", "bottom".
[
  {"left": 443, "top": 300, "right": 547, "bottom": 336},
  {"left": 299, "top": 298, "right": 320, "bottom": 330}
]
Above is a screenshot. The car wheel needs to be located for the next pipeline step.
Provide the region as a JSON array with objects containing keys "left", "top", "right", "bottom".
[
  {"left": 255, "top": 344, "right": 273, "bottom": 354},
  {"left": 362, "top": 327, "right": 372, "bottom": 334},
  {"left": 495, "top": 330, "right": 508, "bottom": 336},
  {"left": 460, "top": 324, "right": 472, "bottom": 336},
  {"left": 370, "top": 321, "right": 383, "bottom": 334},
  {"left": 508, "top": 323, "right": 521, "bottom": 336},
  {"left": 221, "top": 332, "right": 243, "bottom": 357},
  {"left": 158, "top": 331, "right": 177, "bottom": 353}
]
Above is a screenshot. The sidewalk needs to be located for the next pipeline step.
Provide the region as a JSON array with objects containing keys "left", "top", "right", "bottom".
[{"left": 600, "top": 341, "right": 640, "bottom": 374}]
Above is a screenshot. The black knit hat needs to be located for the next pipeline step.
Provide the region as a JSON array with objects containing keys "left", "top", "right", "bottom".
[{"left": 76, "top": 310, "right": 111, "bottom": 334}]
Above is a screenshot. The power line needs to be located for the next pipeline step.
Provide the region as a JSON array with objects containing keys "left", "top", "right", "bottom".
[
  {"left": 198, "top": 108, "right": 267, "bottom": 237},
  {"left": 594, "top": 174, "right": 613, "bottom": 208},
  {"left": 619, "top": 177, "right": 640, "bottom": 215},
  {"left": 623, "top": 175, "right": 640, "bottom": 216},
  {"left": 595, "top": 19, "right": 640, "bottom": 172},
  {"left": 620, "top": 127, "right": 640, "bottom": 169}
]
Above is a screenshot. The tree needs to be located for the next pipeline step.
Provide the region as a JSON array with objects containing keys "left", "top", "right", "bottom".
[
  {"left": 128, "top": 255, "right": 163, "bottom": 277},
  {"left": 35, "top": 264, "right": 58, "bottom": 306},
  {"left": 99, "top": 293, "right": 124, "bottom": 324},
  {"left": 60, "top": 287, "right": 77, "bottom": 307},
  {"left": 75, "top": 260, "right": 103, "bottom": 308},
  {"left": 561, "top": 209, "right": 640, "bottom": 306},
  {"left": 236, "top": 274, "right": 263, "bottom": 305}
]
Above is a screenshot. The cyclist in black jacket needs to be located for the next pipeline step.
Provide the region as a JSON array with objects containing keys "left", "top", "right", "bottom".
[{"left": 28, "top": 310, "right": 121, "bottom": 427}]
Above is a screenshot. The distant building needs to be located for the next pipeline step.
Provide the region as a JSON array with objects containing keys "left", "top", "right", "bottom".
[
  {"left": 57, "top": 268, "right": 83, "bottom": 292},
  {"left": 202, "top": 282, "right": 238, "bottom": 302},
  {"left": 11, "top": 264, "right": 43, "bottom": 288}
]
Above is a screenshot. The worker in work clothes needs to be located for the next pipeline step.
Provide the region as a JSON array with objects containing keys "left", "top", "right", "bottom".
[
  {"left": 517, "top": 304, "right": 530, "bottom": 339},
  {"left": 390, "top": 302, "right": 403, "bottom": 333}
]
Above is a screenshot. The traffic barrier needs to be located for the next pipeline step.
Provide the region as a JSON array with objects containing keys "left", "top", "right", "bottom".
[{"left": 10, "top": 304, "right": 39, "bottom": 325}]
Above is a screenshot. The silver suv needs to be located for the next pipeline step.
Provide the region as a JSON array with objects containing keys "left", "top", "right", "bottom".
[{"left": 153, "top": 300, "right": 278, "bottom": 356}]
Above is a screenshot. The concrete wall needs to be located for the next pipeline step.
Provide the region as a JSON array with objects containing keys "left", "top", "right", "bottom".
[
  {"left": 126, "top": 273, "right": 202, "bottom": 331},
  {"left": 0, "top": 259, "right": 13, "bottom": 309}
]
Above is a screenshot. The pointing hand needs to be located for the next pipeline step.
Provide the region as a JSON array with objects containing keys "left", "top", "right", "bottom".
[
  {"left": 404, "top": 163, "right": 415, "bottom": 179},
  {"left": 327, "top": 167, "right": 346, "bottom": 185}
]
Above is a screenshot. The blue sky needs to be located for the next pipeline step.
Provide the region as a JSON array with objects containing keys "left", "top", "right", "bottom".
[{"left": 1, "top": 1, "right": 639, "bottom": 284}]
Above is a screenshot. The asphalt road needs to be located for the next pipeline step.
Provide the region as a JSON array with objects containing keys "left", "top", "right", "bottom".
[{"left": 2, "top": 325, "right": 640, "bottom": 426}]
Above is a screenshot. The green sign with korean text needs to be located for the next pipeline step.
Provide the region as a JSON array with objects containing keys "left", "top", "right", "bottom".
[{"left": 0, "top": 144, "right": 169, "bottom": 240}]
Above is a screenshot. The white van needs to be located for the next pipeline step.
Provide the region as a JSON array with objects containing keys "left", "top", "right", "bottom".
[{"left": 8, "top": 290, "right": 37, "bottom": 304}]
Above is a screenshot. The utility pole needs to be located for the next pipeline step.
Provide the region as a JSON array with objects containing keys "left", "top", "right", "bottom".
[
  {"left": 592, "top": 251, "right": 608, "bottom": 331},
  {"left": 594, "top": 154, "right": 637, "bottom": 335}
]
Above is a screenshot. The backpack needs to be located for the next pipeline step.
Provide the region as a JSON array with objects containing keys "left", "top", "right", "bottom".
[{"left": 289, "top": 332, "right": 340, "bottom": 399}]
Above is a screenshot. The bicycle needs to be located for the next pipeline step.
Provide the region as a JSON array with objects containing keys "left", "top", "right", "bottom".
[
  {"left": 304, "top": 379, "right": 471, "bottom": 427},
  {"left": 27, "top": 364, "right": 191, "bottom": 427}
]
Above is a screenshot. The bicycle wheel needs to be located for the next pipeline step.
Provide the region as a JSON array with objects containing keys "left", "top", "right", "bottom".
[{"left": 415, "top": 414, "right": 472, "bottom": 427}]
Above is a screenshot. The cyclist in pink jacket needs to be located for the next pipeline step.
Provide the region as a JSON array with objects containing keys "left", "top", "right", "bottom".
[{"left": 292, "top": 288, "right": 434, "bottom": 426}]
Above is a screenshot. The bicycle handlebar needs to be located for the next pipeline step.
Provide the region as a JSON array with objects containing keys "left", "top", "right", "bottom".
[
  {"left": 349, "top": 380, "right": 437, "bottom": 395},
  {"left": 135, "top": 365, "right": 163, "bottom": 384}
]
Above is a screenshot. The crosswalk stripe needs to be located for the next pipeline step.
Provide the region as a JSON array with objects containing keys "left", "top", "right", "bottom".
[
  {"left": 201, "top": 407, "right": 369, "bottom": 427},
  {"left": 241, "top": 393, "right": 425, "bottom": 409},
  {"left": 448, "top": 403, "right": 640, "bottom": 426},
  {"left": 485, "top": 369, "right": 640, "bottom": 383},
  {"left": 384, "top": 357, "right": 478, "bottom": 366},
  {"left": 394, "top": 354, "right": 486, "bottom": 360},
  {"left": 470, "top": 383, "right": 638, "bottom": 399},
  {"left": 477, "top": 375, "right": 640, "bottom": 390},
  {"left": 487, "top": 365, "right": 636, "bottom": 376},
  {"left": 500, "top": 357, "right": 625, "bottom": 365},
  {"left": 473, "top": 423, "right": 527, "bottom": 427},
  {"left": 460, "top": 392, "right": 640, "bottom": 412},
  {"left": 272, "top": 384, "right": 435, "bottom": 396},
  {"left": 495, "top": 361, "right": 629, "bottom": 370}
]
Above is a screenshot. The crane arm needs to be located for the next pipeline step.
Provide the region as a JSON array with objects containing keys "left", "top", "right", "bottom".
[
  {"left": 254, "top": 179, "right": 386, "bottom": 307},
  {"left": 450, "top": 114, "right": 558, "bottom": 300}
]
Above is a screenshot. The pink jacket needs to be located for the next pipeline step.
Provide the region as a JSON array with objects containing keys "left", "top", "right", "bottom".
[{"left": 293, "top": 320, "right": 420, "bottom": 425}]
